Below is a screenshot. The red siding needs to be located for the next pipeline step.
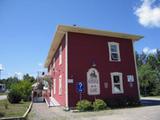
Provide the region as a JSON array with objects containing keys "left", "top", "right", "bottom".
[
  {"left": 50, "top": 36, "right": 66, "bottom": 106},
  {"left": 68, "top": 32, "right": 139, "bottom": 107}
]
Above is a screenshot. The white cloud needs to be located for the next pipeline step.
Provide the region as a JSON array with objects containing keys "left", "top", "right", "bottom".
[
  {"left": 0, "top": 64, "right": 4, "bottom": 70},
  {"left": 143, "top": 47, "right": 157, "bottom": 54},
  {"left": 38, "top": 63, "right": 43, "bottom": 67},
  {"left": 134, "top": 0, "right": 160, "bottom": 27},
  {"left": 0, "top": 64, "right": 2, "bottom": 70},
  {"left": 15, "top": 72, "right": 23, "bottom": 79}
]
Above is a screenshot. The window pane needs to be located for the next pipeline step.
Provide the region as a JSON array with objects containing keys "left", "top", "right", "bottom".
[
  {"left": 111, "top": 45, "right": 117, "bottom": 52},
  {"left": 113, "top": 75, "right": 120, "bottom": 83},
  {"left": 114, "top": 84, "right": 121, "bottom": 92},
  {"left": 111, "top": 53, "right": 118, "bottom": 60}
]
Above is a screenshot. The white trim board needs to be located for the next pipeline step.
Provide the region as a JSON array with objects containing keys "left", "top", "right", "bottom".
[
  {"left": 65, "top": 32, "right": 69, "bottom": 108},
  {"left": 132, "top": 41, "right": 140, "bottom": 99}
]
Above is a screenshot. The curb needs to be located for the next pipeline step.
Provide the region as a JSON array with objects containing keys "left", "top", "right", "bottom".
[
  {"left": 0, "top": 102, "right": 33, "bottom": 120},
  {"left": 23, "top": 102, "right": 33, "bottom": 118}
]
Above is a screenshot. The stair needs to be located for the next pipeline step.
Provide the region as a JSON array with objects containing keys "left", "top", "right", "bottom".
[{"left": 45, "top": 97, "right": 60, "bottom": 107}]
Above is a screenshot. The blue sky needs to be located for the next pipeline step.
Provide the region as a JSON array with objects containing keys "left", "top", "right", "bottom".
[{"left": 0, "top": 0, "right": 160, "bottom": 79}]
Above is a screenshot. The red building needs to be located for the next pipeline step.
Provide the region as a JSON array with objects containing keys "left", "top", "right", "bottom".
[{"left": 44, "top": 25, "right": 143, "bottom": 108}]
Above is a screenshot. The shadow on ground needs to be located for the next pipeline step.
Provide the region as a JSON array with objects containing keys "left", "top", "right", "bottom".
[
  {"left": 0, "top": 112, "right": 4, "bottom": 118},
  {"left": 141, "top": 99, "right": 160, "bottom": 106}
]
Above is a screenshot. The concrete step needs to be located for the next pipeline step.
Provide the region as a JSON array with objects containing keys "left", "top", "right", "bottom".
[{"left": 45, "top": 97, "right": 60, "bottom": 107}]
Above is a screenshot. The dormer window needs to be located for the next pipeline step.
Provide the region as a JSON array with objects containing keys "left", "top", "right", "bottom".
[{"left": 108, "top": 42, "right": 121, "bottom": 61}]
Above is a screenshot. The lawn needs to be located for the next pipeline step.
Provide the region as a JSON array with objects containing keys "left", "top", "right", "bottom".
[
  {"left": 0, "top": 92, "right": 7, "bottom": 95},
  {"left": 0, "top": 99, "right": 30, "bottom": 118},
  {"left": 152, "top": 96, "right": 160, "bottom": 98},
  {"left": 141, "top": 96, "right": 160, "bottom": 98}
]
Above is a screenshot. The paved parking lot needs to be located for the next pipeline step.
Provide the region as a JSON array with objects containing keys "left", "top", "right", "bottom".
[{"left": 27, "top": 98, "right": 160, "bottom": 120}]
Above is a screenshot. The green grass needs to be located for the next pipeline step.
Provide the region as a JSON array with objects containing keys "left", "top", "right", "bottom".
[
  {"left": 141, "top": 96, "right": 160, "bottom": 98},
  {"left": 151, "top": 96, "right": 160, "bottom": 98},
  {"left": 0, "top": 99, "right": 30, "bottom": 118},
  {"left": 0, "top": 92, "right": 7, "bottom": 95}
]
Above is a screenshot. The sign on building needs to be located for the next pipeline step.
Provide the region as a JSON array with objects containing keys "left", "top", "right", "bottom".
[
  {"left": 76, "top": 82, "right": 84, "bottom": 93},
  {"left": 87, "top": 68, "right": 100, "bottom": 95}
]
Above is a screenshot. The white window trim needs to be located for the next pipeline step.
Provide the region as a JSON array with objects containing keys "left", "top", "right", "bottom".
[
  {"left": 108, "top": 42, "right": 121, "bottom": 62},
  {"left": 59, "top": 46, "right": 62, "bottom": 65},
  {"left": 53, "top": 79, "right": 56, "bottom": 95},
  {"left": 111, "top": 72, "right": 124, "bottom": 94},
  {"left": 59, "top": 75, "right": 62, "bottom": 95},
  {"left": 65, "top": 32, "right": 69, "bottom": 108}
]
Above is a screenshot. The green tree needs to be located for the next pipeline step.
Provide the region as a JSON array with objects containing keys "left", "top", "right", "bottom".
[
  {"left": 138, "top": 63, "right": 157, "bottom": 96},
  {"left": 23, "top": 74, "right": 36, "bottom": 83},
  {"left": 18, "top": 80, "right": 32, "bottom": 101},
  {"left": 7, "top": 77, "right": 32, "bottom": 103}
]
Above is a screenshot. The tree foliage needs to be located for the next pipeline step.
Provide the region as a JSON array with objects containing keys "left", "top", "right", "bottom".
[
  {"left": 5, "top": 74, "right": 35, "bottom": 103},
  {"left": 0, "top": 74, "right": 35, "bottom": 89},
  {"left": 137, "top": 49, "right": 160, "bottom": 96}
]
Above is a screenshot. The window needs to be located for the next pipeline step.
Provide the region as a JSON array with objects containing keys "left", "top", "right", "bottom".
[
  {"left": 108, "top": 42, "right": 120, "bottom": 61},
  {"left": 111, "top": 72, "right": 124, "bottom": 94},
  {"left": 49, "top": 64, "right": 52, "bottom": 75},
  {"left": 59, "top": 75, "right": 62, "bottom": 95},
  {"left": 53, "top": 79, "right": 56, "bottom": 95},
  {"left": 53, "top": 58, "right": 55, "bottom": 69},
  {"left": 59, "top": 46, "right": 62, "bottom": 65}
]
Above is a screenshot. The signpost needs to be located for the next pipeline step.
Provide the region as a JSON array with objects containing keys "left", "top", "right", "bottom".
[{"left": 76, "top": 82, "right": 84, "bottom": 101}]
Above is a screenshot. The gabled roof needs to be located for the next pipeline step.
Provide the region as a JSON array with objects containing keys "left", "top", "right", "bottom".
[{"left": 44, "top": 25, "right": 143, "bottom": 67}]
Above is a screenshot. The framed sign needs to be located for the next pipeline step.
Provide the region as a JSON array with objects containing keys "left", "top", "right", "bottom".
[
  {"left": 68, "top": 79, "right": 74, "bottom": 83},
  {"left": 87, "top": 68, "right": 100, "bottom": 95},
  {"left": 127, "top": 75, "right": 134, "bottom": 82}
]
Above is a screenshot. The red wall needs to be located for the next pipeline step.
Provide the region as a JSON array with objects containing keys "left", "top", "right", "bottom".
[
  {"left": 49, "top": 36, "right": 66, "bottom": 106},
  {"left": 67, "top": 32, "right": 139, "bottom": 107}
]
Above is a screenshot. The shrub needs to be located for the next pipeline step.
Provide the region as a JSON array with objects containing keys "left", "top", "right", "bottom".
[
  {"left": 105, "top": 96, "right": 141, "bottom": 108},
  {"left": 19, "top": 80, "right": 32, "bottom": 101},
  {"left": 126, "top": 97, "right": 141, "bottom": 106},
  {"left": 7, "top": 90, "right": 22, "bottom": 103},
  {"left": 76, "top": 100, "right": 93, "bottom": 111},
  {"left": 93, "top": 99, "right": 107, "bottom": 111},
  {"left": 7, "top": 80, "right": 32, "bottom": 103}
]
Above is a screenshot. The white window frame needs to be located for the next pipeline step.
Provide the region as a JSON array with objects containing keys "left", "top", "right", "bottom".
[
  {"left": 53, "top": 79, "right": 56, "bottom": 95},
  {"left": 108, "top": 42, "right": 121, "bottom": 62},
  {"left": 59, "top": 46, "right": 62, "bottom": 65},
  {"left": 111, "top": 72, "right": 124, "bottom": 94},
  {"left": 59, "top": 75, "right": 62, "bottom": 95}
]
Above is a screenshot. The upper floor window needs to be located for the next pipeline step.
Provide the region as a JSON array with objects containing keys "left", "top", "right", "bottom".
[
  {"left": 53, "top": 58, "right": 55, "bottom": 69},
  {"left": 108, "top": 42, "right": 121, "bottom": 61},
  {"left": 49, "top": 64, "right": 52, "bottom": 75},
  {"left": 59, "top": 46, "right": 62, "bottom": 65},
  {"left": 111, "top": 72, "right": 124, "bottom": 94}
]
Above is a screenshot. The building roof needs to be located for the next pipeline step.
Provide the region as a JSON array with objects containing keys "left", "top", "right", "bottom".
[{"left": 44, "top": 25, "right": 143, "bottom": 68}]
